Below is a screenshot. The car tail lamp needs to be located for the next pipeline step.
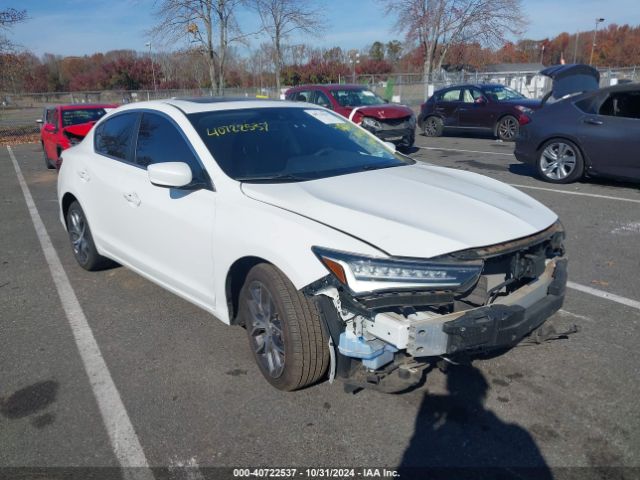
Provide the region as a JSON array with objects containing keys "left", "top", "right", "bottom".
[{"left": 515, "top": 105, "right": 533, "bottom": 126}]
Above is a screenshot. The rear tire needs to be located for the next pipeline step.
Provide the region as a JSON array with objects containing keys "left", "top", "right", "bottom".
[
  {"left": 65, "top": 201, "right": 110, "bottom": 271},
  {"left": 536, "top": 139, "right": 584, "bottom": 184},
  {"left": 43, "top": 143, "right": 55, "bottom": 170},
  {"left": 496, "top": 115, "right": 519, "bottom": 141},
  {"left": 423, "top": 116, "right": 443, "bottom": 137},
  {"left": 239, "top": 263, "right": 329, "bottom": 391}
]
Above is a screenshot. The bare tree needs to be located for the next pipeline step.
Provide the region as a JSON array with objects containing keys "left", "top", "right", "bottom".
[
  {"left": 251, "top": 0, "right": 324, "bottom": 91},
  {"left": 382, "top": 0, "right": 526, "bottom": 97},
  {"left": 0, "top": 7, "right": 26, "bottom": 54},
  {"left": 151, "top": 0, "right": 249, "bottom": 94}
]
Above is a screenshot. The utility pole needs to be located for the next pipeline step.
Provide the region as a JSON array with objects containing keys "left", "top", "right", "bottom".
[
  {"left": 350, "top": 51, "right": 360, "bottom": 83},
  {"left": 589, "top": 18, "right": 605, "bottom": 66},
  {"left": 145, "top": 42, "right": 157, "bottom": 99}
]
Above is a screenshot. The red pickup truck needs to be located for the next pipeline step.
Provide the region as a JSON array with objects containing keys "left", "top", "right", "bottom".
[{"left": 38, "top": 104, "right": 118, "bottom": 169}]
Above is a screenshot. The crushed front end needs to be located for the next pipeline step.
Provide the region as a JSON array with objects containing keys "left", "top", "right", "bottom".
[{"left": 305, "top": 221, "right": 567, "bottom": 392}]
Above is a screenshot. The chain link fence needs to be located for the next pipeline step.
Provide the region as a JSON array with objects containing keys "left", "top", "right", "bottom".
[
  {"left": 1, "top": 66, "right": 637, "bottom": 143},
  {"left": 0, "top": 87, "right": 279, "bottom": 144},
  {"left": 363, "top": 66, "right": 639, "bottom": 106}
]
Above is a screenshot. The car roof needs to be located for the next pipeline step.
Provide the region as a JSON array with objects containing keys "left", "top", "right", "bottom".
[
  {"left": 54, "top": 103, "right": 119, "bottom": 110},
  {"left": 111, "top": 97, "right": 315, "bottom": 115},
  {"left": 287, "top": 84, "right": 369, "bottom": 92}
]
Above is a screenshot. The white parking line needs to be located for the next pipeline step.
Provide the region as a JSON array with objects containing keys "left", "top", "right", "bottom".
[
  {"left": 509, "top": 184, "right": 640, "bottom": 204},
  {"left": 7, "top": 146, "right": 154, "bottom": 480},
  {"left": 567, "top": 281, "right": 640, "bottom": 311},
  {"left": 417, "top": 145, "right": 514, "bottom": 156}
]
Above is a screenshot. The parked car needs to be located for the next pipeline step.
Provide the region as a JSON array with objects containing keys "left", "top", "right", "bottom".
[
  {"left": 285, "top": 84, "right": 416, "bottom": 148},
  {"left": 515, "top": 64, "right": 640, "bottom": 183},
  {"left": 418, "top": 84, "right": 541, "bottom": 141},
  {"left": 38, "top": 104, "right": 118, "bottom": 169},
  {"left": 58, "top": 98, "right": 567, "bottom": 392}
]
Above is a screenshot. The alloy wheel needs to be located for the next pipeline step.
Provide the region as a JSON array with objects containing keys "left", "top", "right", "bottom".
[
  {"left": 68, "top": 210, "right": 89, "bottom": 265},
  {"left": 424, "top": 117, "right": 440, "bottom": 136},
  {"left": 498, "top": 117, "right": 518, "bottom": 140},
  {"left": 540, "top": 142, "right": 577, "bottom": 180},
  {"left": 246, "top": 281, "right": 285, "bottom": 378}
]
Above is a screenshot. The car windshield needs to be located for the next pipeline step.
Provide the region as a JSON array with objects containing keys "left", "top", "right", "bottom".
[
  {"left": 62, "top": 108, "right": 108, "bottom": 127},
  {"left": 482, "top": 85, "right": 525, "bottom": 101},
  {"left": 332, "top": 89, "right": 386, "bottom": 107},
  {"left": 188, "top": 107, "right": 412, "bottom": 183}
]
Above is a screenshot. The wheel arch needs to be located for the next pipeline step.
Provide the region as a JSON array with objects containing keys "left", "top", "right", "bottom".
[
  {"left": 61, "top": 192, "right": 78, "bottom": 227},
  {"left": 225, "top": 256, "right": 272, "bottom": 325}
]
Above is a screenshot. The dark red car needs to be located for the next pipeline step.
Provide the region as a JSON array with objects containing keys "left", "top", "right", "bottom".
[
  {"left": 285, "top": 84, "right": 416, "bottom": 148},
  {"left": 417, "top": 84, "right": 541, "bottom": 141},
  {"left": 38, "top": 104, "right": 118, "bottom": 169}
]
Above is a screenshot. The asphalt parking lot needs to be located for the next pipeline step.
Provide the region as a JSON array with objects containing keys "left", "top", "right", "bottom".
[{"left": 1, "top": 134, "right": 639, "bottom": 479}]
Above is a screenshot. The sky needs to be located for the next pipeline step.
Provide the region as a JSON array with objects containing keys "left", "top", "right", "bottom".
[{"left": 5, "top": 0, "right": 640, "bottom": 57}]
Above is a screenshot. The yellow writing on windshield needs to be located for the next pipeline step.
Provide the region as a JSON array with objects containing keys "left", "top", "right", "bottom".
[{"left": 206, "top": 122, "right": 269, "bottom": 137}]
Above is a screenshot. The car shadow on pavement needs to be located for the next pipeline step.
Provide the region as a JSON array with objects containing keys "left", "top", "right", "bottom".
[
  {"left": 508, "top": 163, "right": 538, "bottom": 178},
  {"left": 397, "top": 364, "right": 552, "bottom": 480}
]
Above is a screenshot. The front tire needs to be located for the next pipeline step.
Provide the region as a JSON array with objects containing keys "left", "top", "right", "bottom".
[
  {"left": 239, "top": 263, "right": 329, "bottom": 391},
  {"left": 536, "top": 139, "right": 584, "bottom": 184},
  {"left": 423, "top": 116, "right": 443, "bottom": 137},
  {"left": 66, "top": 201, "right": 110, "bottom": 271},
  {"left": 496, "top": 115, "right": 519, "bottom": 141}
]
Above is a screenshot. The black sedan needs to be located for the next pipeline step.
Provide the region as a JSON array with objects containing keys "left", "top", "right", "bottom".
[
  {"left": 417, "top": 84, "right": 541, "bottom": 141},
  {"left": 515, "top": 65, "right": 640, "bottom": 183}
]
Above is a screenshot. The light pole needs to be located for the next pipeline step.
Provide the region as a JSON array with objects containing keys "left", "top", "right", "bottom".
[
  {"left": 589, "top": 18, "right": 605, "bottom": 66},
  {"left": 145, "top": 42, "right": 157, "bottom": 99},
  {"left": 350, "top": 51, "right": 360, "bottom": 83}
]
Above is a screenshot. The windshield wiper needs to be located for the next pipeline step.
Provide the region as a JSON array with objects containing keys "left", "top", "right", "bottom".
[{"left": 238, "top": 173, "right": 311, "bottom": 183}]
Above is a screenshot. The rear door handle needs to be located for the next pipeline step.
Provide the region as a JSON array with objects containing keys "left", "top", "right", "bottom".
[
  {"left": 123, "top": 192, "right": 141, "bottom": 207},
  {"left": 584, "top": 118, "right": 603, "bottom": 125},
  {"left": 77, "top": 169, "right": 90, "bottom": 181}
]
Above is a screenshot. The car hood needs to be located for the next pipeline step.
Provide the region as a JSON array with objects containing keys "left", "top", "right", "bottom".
[
  {"left": 345, "top": 104, "right": 414, "bottom": 120},
  {"left": 63, "top": 122, "right": 96, "bottom": 137},
  {"left": 541, "top": 64, "right": 600, "bottom": 99},
  {"left": 241, "top": 163, "right": 557, "bottom": 258}
]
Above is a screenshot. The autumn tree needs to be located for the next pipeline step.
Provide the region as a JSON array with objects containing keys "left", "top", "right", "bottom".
[
  {"left": 369, "top": 41, "right": 385, "bottom": 61},
  {"left": 382, "top": 0, "right": 527, "bottom": 97},
  {"left": 251, "top": 0, "right": 324, "bottom": 91},
  {"left": 152, "top": 0, "right": 248, "bottom": 94}
]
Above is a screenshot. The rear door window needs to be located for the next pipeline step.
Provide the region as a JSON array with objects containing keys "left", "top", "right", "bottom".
[
  {"left": 290, "top": 90, "right": 312, "bottom": 102},
  {"left": 441, "top": 89, "right": 462, "bottom": 102},
  {"left": 313, "top": 91, "right": 333, "bottom": 109},
  {"left": 94, "top": 113, "right": 139, "bottom": 161},
  {"left": 599, "top": 91, "right": 640, "bottom": 119}
]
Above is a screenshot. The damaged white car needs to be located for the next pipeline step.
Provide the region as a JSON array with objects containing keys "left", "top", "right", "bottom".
[{"left": 57, "top": 99, "right": 567, "bottom": 392}]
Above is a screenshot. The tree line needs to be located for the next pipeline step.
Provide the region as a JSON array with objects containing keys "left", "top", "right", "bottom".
[{"left": 1, "top": 3, "right": 639, "bottom": 95}]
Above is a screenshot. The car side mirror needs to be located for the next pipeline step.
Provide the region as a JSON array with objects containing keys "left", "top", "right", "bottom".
[
  {"left": 384, "top": 141, "right": 397, "bottom": 152},
  {"left": 147, "top": 162, "right": 193, "bottom": 189},
  {"left": 44, "top": 123, "right": 57, "bottom": 133}
]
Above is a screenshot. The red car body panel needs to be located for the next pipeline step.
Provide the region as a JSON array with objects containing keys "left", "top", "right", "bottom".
[
  {"left": 284, "top": 84, "right": 416, "bottom": 147},
  {"left": 40, "top": 103, "right": 118, "bottom": 169}
]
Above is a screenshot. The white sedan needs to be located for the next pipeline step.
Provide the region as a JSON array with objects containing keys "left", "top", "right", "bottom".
[{"left": 57, "top": 98, "right": 567, "bottom": 392}]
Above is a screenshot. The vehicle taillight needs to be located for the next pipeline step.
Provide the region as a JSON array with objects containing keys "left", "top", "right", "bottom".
[{"left": 518, "top": 113, "right": 531, "bottom": 126}]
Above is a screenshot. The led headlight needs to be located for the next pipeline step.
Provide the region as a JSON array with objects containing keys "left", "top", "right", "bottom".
[
  {"left": 313, "top": 247, "right": 483, "bottom": 295},
  {"left": 361, "top": 117, "right": 381, "bottom": 129}
]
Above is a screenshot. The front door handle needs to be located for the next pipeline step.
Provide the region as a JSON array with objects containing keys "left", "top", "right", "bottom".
[
  {"left": 77, "top": 169, "right": 90, "bottom": 181},
  {"left": 584, "top": 117, "right": 603, "bottom": 125},
  {"left": 123, "top": 192, "right": 141, "bottom": 207}
]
